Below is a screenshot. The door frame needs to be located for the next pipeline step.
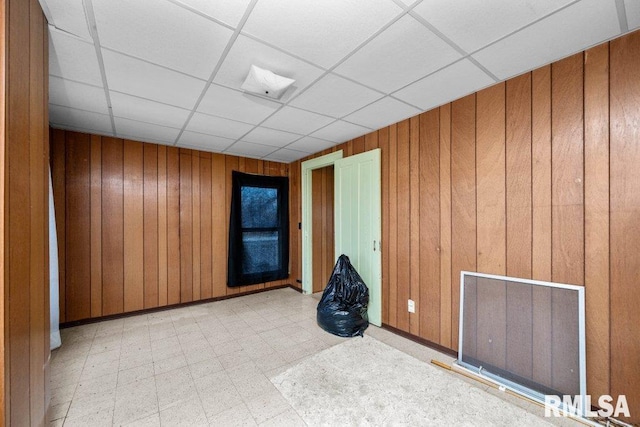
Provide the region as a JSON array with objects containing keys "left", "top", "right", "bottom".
[{"left": 301, "top": 150, "right": 343, "bottom": 294}]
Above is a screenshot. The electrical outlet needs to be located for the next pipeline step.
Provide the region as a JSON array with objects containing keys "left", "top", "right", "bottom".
[{"left": 408, "top": 299, "right": 415, "bottom": 313}]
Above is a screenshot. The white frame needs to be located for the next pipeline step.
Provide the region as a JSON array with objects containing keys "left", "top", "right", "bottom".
[
  {"left": 457, "top": 270, "right": 587, "bottom": 416},
  {"left": 300, "top": 151, "right": 343, "bottom": 294}
]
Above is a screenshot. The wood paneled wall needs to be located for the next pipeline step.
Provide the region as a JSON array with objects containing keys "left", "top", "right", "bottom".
[
  {"left": 1, "top": 0, "right": 50, "bottom": 424},
  {"left": 50, "top": 131, "right": 290, "bottom": 323},
  {"left": 311, "top": 166, "right": 334, "bottom": 293},
  {"left": 290, "top": 31, "right": 640, "bottom": 421}
]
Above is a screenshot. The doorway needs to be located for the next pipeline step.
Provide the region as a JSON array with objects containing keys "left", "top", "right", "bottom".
[{"left": 311, "top": 166, "right": 334, "bottom": 294}]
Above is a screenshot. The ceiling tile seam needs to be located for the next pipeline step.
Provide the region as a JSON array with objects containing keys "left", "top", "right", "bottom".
[
  {"left": 164, "top": 0, "right": 237, "bottom": 32},
  {"left": 465, "top": 0, "right": 583, "bottom": 58},
  {"left": 49, "top": 74, "right": 105, "bottom": 90},
  {"left": 406, "top": 11, "right": 498, "bottom": 82},
  {"left": 83, "top": 0, "right": 116, "bottom": 136},
  {"left": 272, "top": 4, "right": 419, "bottom": 107},
  {"left": 615, "top": 0, "right": 630, "bottom": 32},
  {"left": 99, "top": 46, "right": 209, "bottom": 83},
  {"left": 47, "top": 23, "right": 91, "bottom": 42},
  {"left": 38, "top": 0, "right": 54, "bottom": 26},
  {"left": 49, "top": 123, "right": 110, "bottom": 136},
  {"left": 107, "top": 89, "right": 194, "bottom": 113},
  {"left": 49, "top": 102, "right": 110, "bottom": 116},
  {"left": 276, "top": 136, "right": 336, "bottom": 154},
  {"left": 172, "top": 0, "right": 262, "bottom": 147}
]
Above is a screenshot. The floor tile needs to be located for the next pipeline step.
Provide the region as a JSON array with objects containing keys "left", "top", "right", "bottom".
[
  {"left": 159, "top": 396, "right": 208, "bottom": 426},
  {"left": 113, "top": 377, "right": 158, "bottom": 425},
  {"left": 207, "top": 402, "right": 258, "bottom": 426}
]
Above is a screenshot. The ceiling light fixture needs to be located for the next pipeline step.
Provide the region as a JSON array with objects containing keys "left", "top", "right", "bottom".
[{"left": 241, "top": 65, "right": 295, "bottom": 100}]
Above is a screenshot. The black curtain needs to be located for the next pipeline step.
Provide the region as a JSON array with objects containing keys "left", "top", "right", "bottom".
[{"left": 228, "top": 171, "right": 289, "bottom": 287}]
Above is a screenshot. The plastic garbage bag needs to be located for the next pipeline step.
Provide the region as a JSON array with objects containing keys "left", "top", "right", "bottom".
[{"left": 316, "top": 254, "right": 369, "bottom": 337}]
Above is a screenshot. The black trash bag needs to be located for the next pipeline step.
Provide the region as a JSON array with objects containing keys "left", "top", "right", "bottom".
[{"left": 316, "top": 254, "right": 369, "bottom": 337}]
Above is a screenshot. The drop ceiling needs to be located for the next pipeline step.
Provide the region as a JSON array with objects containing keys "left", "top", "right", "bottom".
[{"left": 42, "top": 0, "right": 638, "bottom": 163}]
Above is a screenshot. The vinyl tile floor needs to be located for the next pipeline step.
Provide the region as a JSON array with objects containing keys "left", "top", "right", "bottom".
[{"left": 50, "top": 287, "right": 582, "bottom": 426}]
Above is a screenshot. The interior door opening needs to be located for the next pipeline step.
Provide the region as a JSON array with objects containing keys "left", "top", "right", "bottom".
[{"left": 311, "top": 166, "right": 334, "bottom": 294}]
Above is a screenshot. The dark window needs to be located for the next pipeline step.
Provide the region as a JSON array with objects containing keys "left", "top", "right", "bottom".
[{"left": 228, "top": 171, "right": 289, "bottom": 287}]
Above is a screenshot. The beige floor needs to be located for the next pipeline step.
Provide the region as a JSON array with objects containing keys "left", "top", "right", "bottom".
[{"left": 50, "top": 287, "right": 582, "bottom": 426}]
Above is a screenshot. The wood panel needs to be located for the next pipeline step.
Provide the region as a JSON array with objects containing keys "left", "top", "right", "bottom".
[
  {"left": 101, "top": 138, "right": 124, "bottom": 315},
  {"left": 179, "top": 152, "right": 193, "bottom": 302},
  {"left": 192, "top": 154, "right": 201, "bottom": 299},
  {"left": 143, "top": 144, "right": 158, "bottom": 308},
  {"left": 438, "top": 104, "right": 452, "bottom": 349},
  {"left": 387, "top": 124, "right": 398, "bottom": 328},
  {"left": 450, "top": 94, "right": 476, "bottom": 350},
  {"left": 379, "top": 128, "right": 390, "bottom": 325},
  {"left": 157, "top": 146, "right": 168, "bottom": 306},
  {"left": 409, "top": 116, "right": 420, "bottom": 336},
  {"left": 506, "top": 74, "right": 532, "bottom": 278},
  {"left": 123, "top": 140, "right": 144, "bottom": 312},
  {"left": 90, "top": 135, "right": 102, "bottom": 317},
  {"left": 583, "top": 43, "right": 610, "bottom": 399},
  {"left": 551, "top": 53, "right": 584, "bottom": 285},
  {"left": 396, "top": 120, "right": 410, "bottom": 332},
  {"left": 211, "top": 154, "right": 226, "bottom": 298},
  {"left": 2, "top": 0, "right": 50, "bottom": 422},
  {"left": 418, "top": 110, "right": 440, "bottom": 342},
  {"left": 200, "top": 155, "right": 213, "bottom": 300},
  {"left": 65, "top": 132, "right": 91, "bottom": 321},
  {"left": 610, "top": 31, "right": 640, "bottom": 422},
  {"left": 166, "top": 147, "right": 180, "bottom": 305},
  {"left": 51, "top": 130, "right": 66, "bottom": 322}
]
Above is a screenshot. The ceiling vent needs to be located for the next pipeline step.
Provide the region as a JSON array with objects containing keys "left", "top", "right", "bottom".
[{"left": 241, "top": 65, "right": 295, "bottom": 100}]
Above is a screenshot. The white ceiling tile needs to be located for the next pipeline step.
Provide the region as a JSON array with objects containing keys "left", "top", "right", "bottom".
[
  {"left": 49, "top": 105, "right": 113, "bottom": 134},
  {"left": 289, "top": 73, "right": 383, "bottom": 118},
  {"left": 626, "top": 0, "right": 640, "bottom": 30},
  {"left": 263, "top": 148, "right": 307, "bottom": 163},
  {"left": 170, "top": 0, "right": 252, "bottom": 28},
  {"left": 186, "top": 112, "right": 254, "bottom": 140},
  {"left": 42, "top": 0, "right": 92, "bottom": 40},
  {"left": 49, "top": 77, "right": 108, "bottom": 114},
  {"left": 261, "top": 107, "right": 334, "bottom": 135},
  {"left": 310, "top": 120, "right": 371, "bottom": 143},
  {"left": 413, "top": 0, "right": 575, "bottom": 53},
  {"left": 343, "top": 97, "right": 420, "bottom": 130},
  {"left": 287, "top": 136, "right": 335, "bottom": 153},
  {"left": 472, "top": 0, "right": 621, "bottom": 80},
  {"left": 50, "top": 123, "right": 113, "bottom": 137},
  {"left": 334, "top": 15, "right": 462, "bottom": 93},
  {"left": 110, "top": 92, "right": 191, "bottom": 129},
  {"left": 242, "top": 127, "right": 302, "bottom": 147},
  {"left": 114, "top": 117, "right": 180, "bottom": 145},
  {"left": 93, "top": 0, "right": 232, "bottom": 79},
  {"left": 225, "top": 141, "right": 275, "bottom": 158},
  {"left": 177, "top": 131, "right": 235, "bottom": 152},
  {"left": 49, "top": 29, "right": 103, "bottom": 86},
  {"left": 393, "top": 59, "right": 494, "bottom": 111},
  {"left": 214, "top": 35, "right": 324, "bottom": 102},
  {"left": 198, "top": 84, "right": 281, "bottom": 125},
  {"left": 102, "top": 50, "right": 206, "bottom": 109},
  {"left": 242, "top": 0, "right": 402, "bottom": 68}
]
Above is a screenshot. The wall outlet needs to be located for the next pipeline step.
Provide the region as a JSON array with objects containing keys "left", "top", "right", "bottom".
[{"left": 408, "top": 299, "right": 415, "bottom": 313}]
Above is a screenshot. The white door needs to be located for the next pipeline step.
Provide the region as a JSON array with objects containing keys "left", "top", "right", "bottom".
[{"left": 334, "top": 149, "right": 381, "bottom": 327}]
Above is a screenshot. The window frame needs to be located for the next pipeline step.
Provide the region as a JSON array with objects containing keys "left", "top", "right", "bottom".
[{"left": 227, "top": 171, "right": 289, "bottom": 287}]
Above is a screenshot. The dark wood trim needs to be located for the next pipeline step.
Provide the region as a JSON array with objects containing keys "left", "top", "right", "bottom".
[{"left": 382, "top": 323, "right": 457, "bottom": 358}]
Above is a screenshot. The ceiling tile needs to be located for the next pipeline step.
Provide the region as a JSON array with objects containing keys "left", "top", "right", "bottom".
[
  {"left": 287, "top": 136, "right": 335, "bottom": 153},
  {"left": 242, "top": 127, "right": 302, "bottom": 147},
  {"left": 177, "top": 131, "right": 235, "bottom": 152},
  {"left": 310, "top": 120, "right": 371, "bottom": 143},
  {"left": 49, "top": 105, "right": 113, "bottom": 135},
  {"left": 289, "top": 73, "right": 383, "bottom": 118},
  {"left": 186, "top": 112, "right": 254, "bottom": 140},
  {"left": 93, "top": 0, "right": 232, "bottom": 79},
  {"left": 42, "top": 0, "right": 92, "bottom": 40},
  {"left": 334, "top": 15, "right": 462, "bottom": 94},
  {"left": 170, "top": 0, "right": 252, "bottom": 28},
  {"left": 261, "top": 106, "right": 334, "bottom": 135},
  {"left": 225, "top": 141, "right": 275, "bottom": 158},
  {"left": 413, "top": 0, "right": 574, "bottom": 53},
  {"left": 263, "top": 148, "right": 307, "bottom": 163},
  {"left": 393, "top": 59, "right": 494, "bottom": 111},
  {"left": 114, "top": 117, "right": 180, "bottom": 145},
  {"left": 110, "top": 92, "right": 191, "bottom": 129},
  {"left": 626, "top": 0, "right": 640, "bottom": 30},
  {"left": 214, "top": 35, "right": 324, "bottom": 102},
  {"left": 49, "top": 76, "right": 108, "bottom": 114},
  {"left": 242, "top": 0, "right": 402, "bottom": 68},
  {"left": 49, "top": 29, "right": 103, "bottom": 86},
  {"left": 472, "top": 0, "right": 620, "bottom": 80},
  {"left": 197, "top": 84, "right": 281, "bottom": 125},
  {"left": 343, "top": 97, "right": 420, "bottom": 130},
  {"left": 102, "top": 50, "right": 206, "bottom": 110}
]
